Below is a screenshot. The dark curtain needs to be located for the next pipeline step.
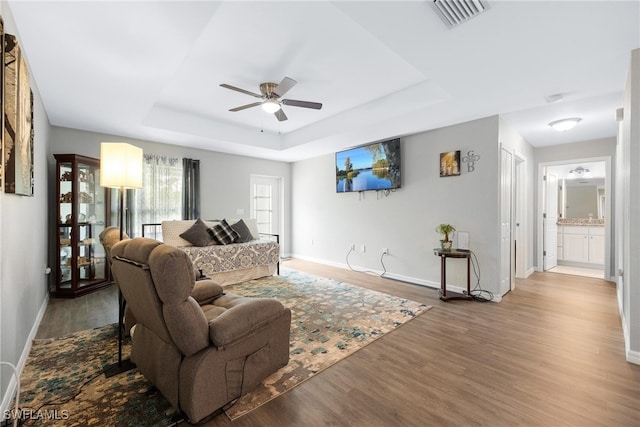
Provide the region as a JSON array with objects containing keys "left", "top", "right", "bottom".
[{"left": 182, "top": 158, "right": 200, "bottom": 219}]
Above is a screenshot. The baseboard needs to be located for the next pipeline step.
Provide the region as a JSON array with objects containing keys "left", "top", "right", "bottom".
[
  {"left": 289, "top": 254, "right": 461, "bottom": 294},
  {"left": 1, "top": 293, "right": 49, "bottom": 420},
  {"left": 626, "top": 348, "right": 640, "bottom": 365}
]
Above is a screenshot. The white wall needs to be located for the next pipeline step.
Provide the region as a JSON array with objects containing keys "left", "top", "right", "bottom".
[
  {"left": 619, "top": 48, "right": 640, "bottom": 363},
  {"left": 291, "top": 116, "right": 505, "bottom": 296},
  {"left": 49, "top": 127, "right": 292, "bottom": 255},
  {"left": 0, "top": 3, "right": 51, "bottom": 414}
]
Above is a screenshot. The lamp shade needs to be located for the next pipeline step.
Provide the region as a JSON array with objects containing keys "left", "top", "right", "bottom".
[{"left": 100, "top": 143, "right": 143, "bottom": 189}]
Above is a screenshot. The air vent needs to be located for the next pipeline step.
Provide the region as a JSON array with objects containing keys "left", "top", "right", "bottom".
[{"left": 432, "top": 0, "right": 489, "bottom": 28}]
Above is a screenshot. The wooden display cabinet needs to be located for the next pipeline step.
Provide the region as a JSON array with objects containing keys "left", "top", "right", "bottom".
[{"left": 54, "top": 154, "right": 111, "bottom": 297}]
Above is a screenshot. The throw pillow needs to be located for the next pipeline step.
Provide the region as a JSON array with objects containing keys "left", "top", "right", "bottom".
[
  {"left": 207, "top": 219, "right": 240, "bottom": 245},
  {"left": 179, "top": 218, "right": 216, "bottom": 247},
  {"left": 230, "top": 219, "right": 255, "bottom": 243}
]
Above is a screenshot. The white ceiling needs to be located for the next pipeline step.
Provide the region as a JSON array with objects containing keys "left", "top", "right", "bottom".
[{"left": 8, "top": 1, "right": 640, "bottom": 162}]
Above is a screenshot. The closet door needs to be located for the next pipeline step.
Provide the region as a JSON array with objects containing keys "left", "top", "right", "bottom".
[{"left": 500, "top": 147, "right": 513, "bottom": 294}]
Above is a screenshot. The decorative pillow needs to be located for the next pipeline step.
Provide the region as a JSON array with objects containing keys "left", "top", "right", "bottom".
[
  {"left": 207, "top": 219, "right": 240, "bottom": 245},
  {"left": 179, "top": 218, "right": 216, "bottom": 247},
  {"left": 230, "top": 219, "right": 255, "bottom": 243}
]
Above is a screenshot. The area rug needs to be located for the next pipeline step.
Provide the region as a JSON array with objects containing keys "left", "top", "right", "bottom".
[
  {"left": 222, "top": 268, "right": 431, "bottom": 419},
  {"left": 19, "top": 324, "right": 181, "bottom": 426},
  {"left": 18, "top": 269, "right": 430, "bottom": 425}
]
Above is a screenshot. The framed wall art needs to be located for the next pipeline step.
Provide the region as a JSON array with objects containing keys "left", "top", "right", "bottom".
[
  {"left": 440, "top": 150, "right": 461, "bottom": 177},
  {"left": 3, "top": 33, "right": 33, "bottom": 196}
]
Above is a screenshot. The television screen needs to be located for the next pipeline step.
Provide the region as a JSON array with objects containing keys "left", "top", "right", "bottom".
[{"left": 336, "top": 138, "right": 401, "bottom": 193}]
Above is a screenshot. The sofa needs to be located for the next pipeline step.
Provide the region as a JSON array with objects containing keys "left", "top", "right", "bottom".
[
  {"left": 110, "top": 237, "right": 291, "bottom": 423},
  {"left": 160, "top": 218, "right": 279, "bottom": 286}
]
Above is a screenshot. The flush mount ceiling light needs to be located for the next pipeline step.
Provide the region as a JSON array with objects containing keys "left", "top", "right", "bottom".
[
  {"left": 568, "top": 166, "right": 590, "bottom": 179},
  {"left": 261, "top": 99, "right": 281, "bottom": 113},
  {"left": 549, "top": 117, "right": 582, "bottom": 132}
]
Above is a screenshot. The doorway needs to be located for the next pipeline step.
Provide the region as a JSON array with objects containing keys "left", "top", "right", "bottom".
[
  {"left": 538, "top": 158, "right": 611, "bottom": 280},
  {"left": 249, "top": 174, "right": 282, "bottom": 237}
]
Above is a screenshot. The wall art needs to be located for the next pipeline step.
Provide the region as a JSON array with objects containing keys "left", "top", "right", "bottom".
[
  {"left": 439, "top": 150, "right": 461, "bottom": 177},
  {"left": 3, "top": 33, "right": 33, "bottom": 195},
  {"left": 462, "top": 150, "right": 481, "bottom": 172}
]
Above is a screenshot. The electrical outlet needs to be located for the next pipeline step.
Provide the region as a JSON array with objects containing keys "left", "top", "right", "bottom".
[
  {"left": 382, "top": 248, "right": 389, "bottom": 255},
  {"left": 350, "top": 243, "right": 355, "bottom": 250},
  {"left": 360, "top": 244, "right": 366, "bottom": 253}
]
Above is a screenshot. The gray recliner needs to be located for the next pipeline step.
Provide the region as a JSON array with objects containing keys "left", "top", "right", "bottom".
[
  {"left": 99, "top": 226, "right": 222, "bottom": 333},
  {"left": 109, "top": 237, "right": 291, "bottom": 423}
]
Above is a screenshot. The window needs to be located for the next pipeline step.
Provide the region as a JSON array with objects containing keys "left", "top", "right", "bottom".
[
  {"left": 129, "top": 154, "right": 183, "bottom": 237},
  {"left": 253, "top": 183, "right": 273, "bottom": 235}
]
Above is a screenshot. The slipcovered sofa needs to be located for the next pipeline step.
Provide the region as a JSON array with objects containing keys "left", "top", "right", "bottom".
[
  {"left": 110, "top": 237, "right": 291, "bottom": 423},
  {"left": 161, "top": 218, "right": 279, "bottom": 286}
]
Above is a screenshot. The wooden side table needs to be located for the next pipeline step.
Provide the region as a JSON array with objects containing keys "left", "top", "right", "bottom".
[{"left": 434, "top": 249, "right": 472, "bottom": 301}]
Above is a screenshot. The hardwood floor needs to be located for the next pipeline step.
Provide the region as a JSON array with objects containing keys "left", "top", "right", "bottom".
[{"left": 36, "top": 260, "right": 640, "bottom": 426}]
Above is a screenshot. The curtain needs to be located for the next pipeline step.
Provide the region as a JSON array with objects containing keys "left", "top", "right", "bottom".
[
  {"left": 129, "top": 154, "right": 183, "bottom": 237},
  {"left": 182, "top": 158, "right": 200, "bottom": 220}
]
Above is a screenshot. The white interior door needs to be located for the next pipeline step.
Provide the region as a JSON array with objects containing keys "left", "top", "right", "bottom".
[
  {"left": 514, "top": 155, "right": 527, "bottom": 279},
  {"left": 250, "top": 175, "right": 281, "bottom": 236},
  {"left": 500, "top": 148, "right": 513, "bottom": 293},
  {"left": 543, "top": 172, "right": 558, "bottom": 270}
]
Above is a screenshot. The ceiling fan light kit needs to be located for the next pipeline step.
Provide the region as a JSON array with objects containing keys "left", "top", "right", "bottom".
[
  {"left": 261, "top": 100, "right": 281, "bottom": 113},
  {"left": 220, "top": 76, "right": 322, "bottom": 122},
  {"left": 549, "top": 117, "right": 582, "bottom": 132}
]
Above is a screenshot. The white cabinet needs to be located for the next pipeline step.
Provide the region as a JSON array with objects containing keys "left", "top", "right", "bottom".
[
  {"left": 588, "top": 227, "right": 605, "bottom": 265},
  {"left": 559, "top": 225, "right": 604, "bottom": 266}
]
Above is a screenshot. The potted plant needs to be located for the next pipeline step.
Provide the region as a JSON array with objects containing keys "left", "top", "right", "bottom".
[{"left": 435, "top": 224, "right": 456, "bottom": 251}]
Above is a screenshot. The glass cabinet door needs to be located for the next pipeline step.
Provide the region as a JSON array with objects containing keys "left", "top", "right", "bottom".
[{"left": 55, "top": 154, "right": 110, "bottom": 297}]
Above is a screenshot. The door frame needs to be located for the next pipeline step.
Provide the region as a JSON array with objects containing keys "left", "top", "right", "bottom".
[{"left": 536, "top": 156, "right": 612, "bottom": 279}]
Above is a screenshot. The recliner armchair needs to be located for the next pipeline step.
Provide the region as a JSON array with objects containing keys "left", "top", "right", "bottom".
[
  {"left": 110, "top": 237, "right": 291, "bottom": 423},
  {"left": 99, "top": 226, "right": 223, "bottom": 333}
]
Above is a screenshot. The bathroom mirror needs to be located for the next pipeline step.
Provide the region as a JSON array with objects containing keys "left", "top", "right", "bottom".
[{"left": 559, "top": 178, "right": 605, "bottom": 219}]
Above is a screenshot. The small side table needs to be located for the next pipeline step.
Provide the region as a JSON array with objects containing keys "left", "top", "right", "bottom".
[{"left": 434, "top": 249, "right": 472, "bottom": 301}]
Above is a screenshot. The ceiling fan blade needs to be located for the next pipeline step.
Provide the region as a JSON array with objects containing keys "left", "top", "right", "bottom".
[
  {"left": 282, "top": 99, "right": 322, "bottom": 110},
  {"left": 273, "top": 77, "right": 297, "bottom": 97},
  {"left": 220, "top": 83, "right": 262, "bottom": 98},
  {"left": 229, "top": 102, "right": 262, "bottom": 112},
  {"left": 274, "top": 109, "right": 288, "bottom": 122}
]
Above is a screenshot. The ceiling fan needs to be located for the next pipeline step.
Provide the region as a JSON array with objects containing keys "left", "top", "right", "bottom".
[{"left": 220, "top": 77, "right": 322, "bottom": 122}]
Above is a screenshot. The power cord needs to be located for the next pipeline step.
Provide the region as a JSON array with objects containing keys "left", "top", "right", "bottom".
[
  {"left": 468, "top": 250, "right": 494, "bottom": 302},
  {"left": 345, "top": 247, "right": 386, "bottom": 277},
  {"left": 18, "top": 370, "right": 103, "bottom": 426},
  {"left": 346, "top": 246, "right": 493, "bottom": 302}
]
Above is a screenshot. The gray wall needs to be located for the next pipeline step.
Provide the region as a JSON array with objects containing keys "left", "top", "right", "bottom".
[
  {"left": 49, "top": 127, "right": 292, "bottom": 256},
  {"left": 291, "top": 116, "right": 513, "bottom": 296},
  {"left": 0, "top": 3, "right": 51, "bottom": 412}
]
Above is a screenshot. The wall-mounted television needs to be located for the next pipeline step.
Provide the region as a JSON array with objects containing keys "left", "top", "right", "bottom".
[{"left": 336, "top": 138, "right": 401, "bottom": 193}]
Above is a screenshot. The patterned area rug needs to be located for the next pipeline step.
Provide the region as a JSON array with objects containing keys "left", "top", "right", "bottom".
[
  {"left": 223, "top": 269, "right": 431, "bottom": 419},
  {"left": 19, "top": 324, "right": 180, "bottom": 426},
  {"left": 19, "top": 269, "right": 430, "bottom": 425}
]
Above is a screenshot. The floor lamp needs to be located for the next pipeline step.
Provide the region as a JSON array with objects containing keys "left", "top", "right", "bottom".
[{"left": 100, "top": 142, "right": 143, "bottom": 377}]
